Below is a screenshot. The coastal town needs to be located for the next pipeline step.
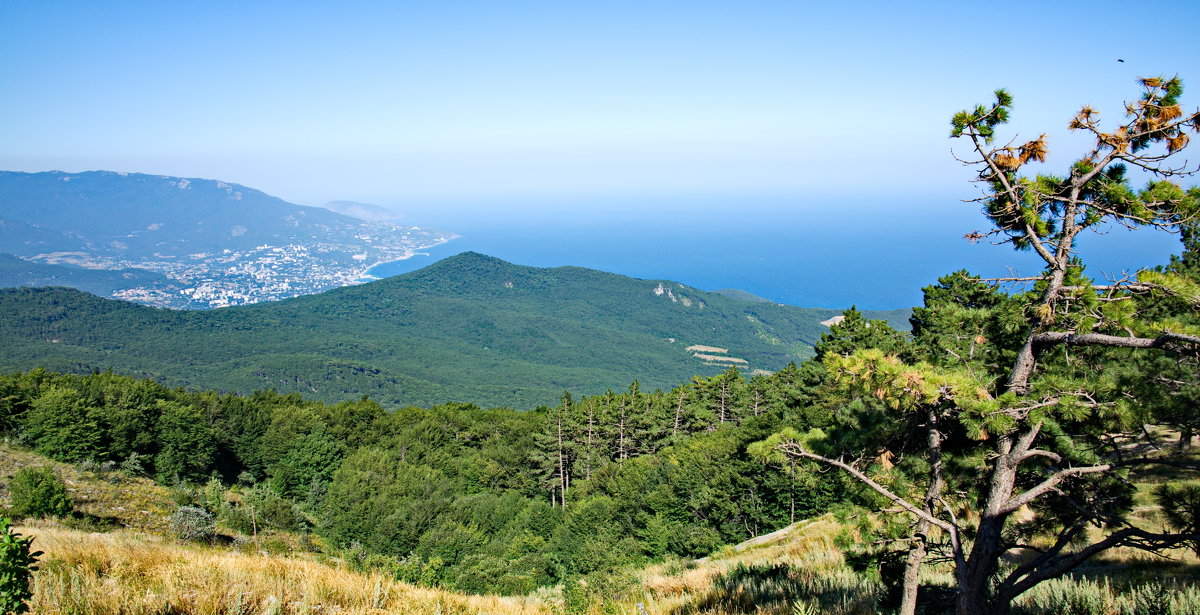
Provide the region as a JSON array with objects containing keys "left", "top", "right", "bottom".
[{"left": 102, "top": 225, "right": 457, "bottom": 309}]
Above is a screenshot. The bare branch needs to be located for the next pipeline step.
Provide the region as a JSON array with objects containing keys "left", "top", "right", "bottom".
[
  {"left": 964, "top": 131, "right": 1059, "bottom": 265},
  {"left": 987, "top": 400, "right": 1061, "bottom": 420},
  {"left": 1004, "top": 527, "right": 1200, "bottom": 600},
  {"left": 775, "top": 442, "right": 956, "bottom": 534},
  {"left": 1033, "top": 330, "right": 1200, "bottom": 351},
  {"left": 1003, "top": 464, "right": 1112, "bottom": 514},
  {"left": 1059, "top": 284, "right": 1159, "bottom": 293},
  {"left": 973, "top": 275, "right": 1048, "bottom": 283},
  {"left": 1004, "top": 454, "right": 1200, "bottom": 517},
  {"left": 1020, "top": 449, "right": 1063, "bottom": 464}
]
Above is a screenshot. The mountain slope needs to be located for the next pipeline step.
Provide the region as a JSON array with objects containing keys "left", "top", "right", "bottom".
[
  {"left": 0, "top": 170, "right": 353, "bottom": 256},
  {"left": 0, "top": 252, "right": 178, "bottom": 298},
  {"left": 0, "top": 170, "right": 454, "bottom": 307},
  {"left": 0, "top": 252, "right": 908, "bottom": 408}
]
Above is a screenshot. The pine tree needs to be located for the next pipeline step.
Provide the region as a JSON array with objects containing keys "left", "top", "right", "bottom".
[
  {"left": 530, "top": 394, "right": 576, "bottom": 507},
  {"left": 760, "top": 77, "right": 1200, "bottom": 615}
]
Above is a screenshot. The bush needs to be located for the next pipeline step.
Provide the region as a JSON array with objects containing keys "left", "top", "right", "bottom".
[
  {"left": 169, "top": 506, "right": 216, "bottom": 542},
  {"left": 9, "top": 467, "right": 72, "bottom": 519},
  {"left": 694, "top": 562, "right": 882, "bottom": 615},
  {"left": 0, "top": 517, "right": 40, "bottom": 615},
  {"left": 696, "top": 563, "right": 805, "bottom": 614},
  {"left": 220, "top": 486, "right": 308, "bottom": 536},
  {"left": 1123, "top": 583, "right": 1173, "bottom": 615}
]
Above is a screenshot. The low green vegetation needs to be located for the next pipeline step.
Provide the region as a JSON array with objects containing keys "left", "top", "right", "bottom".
[
  {"left": 0, "top": 360, "right": 850, "bottom": 596},
  {"left": 7, "top": 467, "right": 72, "bottom": 520},
  {"left": 0, "top": 518, "right": 38, "bottom": 615}
]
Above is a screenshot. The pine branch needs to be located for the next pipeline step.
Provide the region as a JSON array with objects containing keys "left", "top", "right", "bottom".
[
  {"left": 1002, "top": 464, "right": 1112, "bottom": 514},
  {"left": 774, "top": 442, "right": 957, "bottom": 535},
  {"left": 1032, "top": 330, "right": 1200, "bottom": 351},
  {"left": 1004, "top": 526, "right": 1200, "bottom": 600}
]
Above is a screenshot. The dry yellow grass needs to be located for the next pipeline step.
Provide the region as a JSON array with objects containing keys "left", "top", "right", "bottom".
[
  {"left": 19, "top": 523, "right": 551, "bottom": 615},
  {"left": 628, "top": 515, "right": 856, "bottom": 614}
]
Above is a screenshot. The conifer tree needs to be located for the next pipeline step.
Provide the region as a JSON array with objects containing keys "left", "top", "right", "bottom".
[
  {"left": 632, "top": 387, "right": 672, "bottom": 454},
  {"left": 574, "top": 396, "right": 605, "bottom": 481},
  {"left": 531, "top": 393, "right": 576, "bottom": 507},
  {"left": 759, "top": 77, "right": 1200, "bottom": 615}
]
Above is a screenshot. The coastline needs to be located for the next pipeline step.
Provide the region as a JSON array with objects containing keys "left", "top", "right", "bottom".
[{"left": 358, "top": 236, "right": 460, "bottom": 281}]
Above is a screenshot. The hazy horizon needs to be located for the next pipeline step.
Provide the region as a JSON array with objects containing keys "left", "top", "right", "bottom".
[
  {"left": 2, "top": 1, "right": 1195, "bottom": 308},
  {"left": 4, "top": 1, "right": 1198, "bottom": 215}
]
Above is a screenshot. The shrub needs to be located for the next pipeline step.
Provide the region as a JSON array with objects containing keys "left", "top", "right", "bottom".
[
  {"left": 9, "top": 467, "right": 72, "bottom": 519},
  {"left": 169, "top": 506, "right": 216, "bottom": 543},
  {"left": 696, "top": 563, "right": 805, "bottom": 614},
  {"left": 1018, "top": 577, "right": 1117, "bottom": 615},
  {"left": 220, "top": 486, "right": 308, "bottom": 536},
  {"left": 119, "top": 452, "right": 147, "bottom": 477},
  {"left": 1122, "top": 583, "right": 1176, "bottom": 615},
  {"left": 0, "top": 517, "right": 40, "bottom": 615}
]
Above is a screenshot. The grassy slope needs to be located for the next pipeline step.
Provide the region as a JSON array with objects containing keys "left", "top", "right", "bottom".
[
  {"left": 20, "top": 524, "right": 550, "bottom": 615},
  {"left": 0, "top": 252, "right": 910, "bottom": 408},
  {"left": 0, "top": 443, "right": 174, "bottom": 533},
  {"left": 4, "top": 443, "right": 1198, "bottom": 614},
  {"left": 1, "top": 443, "right": 549, "bottom": 615}
]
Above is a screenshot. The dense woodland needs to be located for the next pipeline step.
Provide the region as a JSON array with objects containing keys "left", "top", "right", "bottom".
[{"left": 0, "top": 338, "right": 859, "bottom": 594}]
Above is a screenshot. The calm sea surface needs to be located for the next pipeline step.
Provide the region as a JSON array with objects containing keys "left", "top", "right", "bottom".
[{"left": 367, "top": 196, "right": 1181, "bottom": 311}]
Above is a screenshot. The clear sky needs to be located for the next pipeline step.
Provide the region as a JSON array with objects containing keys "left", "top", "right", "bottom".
[{"left": 2, "top": 0, "right": 1198, "bottom": 213}]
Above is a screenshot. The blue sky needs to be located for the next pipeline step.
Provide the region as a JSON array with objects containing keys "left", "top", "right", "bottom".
[{"left": 2, "top": 0, "right": 1198, "bottom": 213}]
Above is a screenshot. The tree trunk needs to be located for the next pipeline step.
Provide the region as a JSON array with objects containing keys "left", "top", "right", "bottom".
[
  {"left": 900, "top": 524, "right": 929, "bottom": 615},
  {"left": 788, "top": 459, "right": 796, "bottom": 525},
  {"left": 956, "top": 447, "right": 1019, "bottom": 615},
  {"left": 1005, "top": 266, "right": 1067, "bottom": 395},
  {"left": 1005, "top": 333, "right": 1038, "bottom": 395},
  {"left": 718, "top": 380, "right": 728, "bottom": 423},
  {"left": 956, "top": 514, "right": 1010, "bottom": 614},
  {"left": 585, "top": 409, "right": 595, "bottom": 480},
  {"left": 617, "top": 402, "right": 628, "bottom": 461},
  {"left": 556, "top": 414, "right": 568, "bottom": 507},
  {"left": 673, "top": 389, "right": 684, "bottom": 438},
  {"left": 899, "top": 409, "right": 945, "bottom": 615}
]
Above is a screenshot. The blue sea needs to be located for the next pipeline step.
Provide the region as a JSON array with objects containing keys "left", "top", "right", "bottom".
[{"left": 367, "top": 195, "right": 1182, "bottom": 311}]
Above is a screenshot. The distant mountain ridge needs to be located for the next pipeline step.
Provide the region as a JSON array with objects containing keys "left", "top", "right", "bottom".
[
  {"left": 0, "top": 170, "right": 454, "bottom": 307},
  {"left": 0, "top": 170, "right": 347, "bottom": 255},
  {"left": 0, "top": 252, "right": 909, "bottom": 409},
  {"left": 320, "top": 200, "right": 404, "bottom": 222}
]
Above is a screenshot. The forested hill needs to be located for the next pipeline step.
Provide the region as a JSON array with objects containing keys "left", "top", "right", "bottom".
[{"left": 0, "top": 251, "right": 907, "bottom": 408}]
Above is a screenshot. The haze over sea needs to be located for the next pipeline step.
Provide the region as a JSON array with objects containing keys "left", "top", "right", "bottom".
[{"left": 368, "top": 194, "right": 1181, "bottom": 311}]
